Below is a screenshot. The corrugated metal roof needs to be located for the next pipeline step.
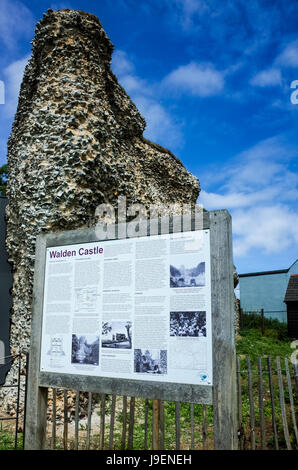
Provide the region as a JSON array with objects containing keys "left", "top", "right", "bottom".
[{"left": 284, "top": 275, "right": 298, "bottom": 302}]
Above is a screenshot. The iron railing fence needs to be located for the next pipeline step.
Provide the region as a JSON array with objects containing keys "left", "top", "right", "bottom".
[{"left": 0, "top": 352, "right": 28, "bottom": 450}]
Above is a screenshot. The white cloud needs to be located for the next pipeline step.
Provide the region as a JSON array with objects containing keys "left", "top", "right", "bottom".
[
  {"left": 119, "top": 74, "right": 148, "bottom": 95},
  {"left": 112, "top": 50, "right": 134, "bottom": 76},
  {"left": 0, "top": 0, "right": 34, "bottom": 48},
  {"left": 173, "top": 0, "right": 208, "bottom": 30},
  {"left": 134, "top": 95, "right": 182, "bottom": 146},
  {"left": 163, "top": 62, "right": 224, "bottom": 97},
  {"left": 200, "top": 185, "right": 288, "bottom": 210},
  {"left": 249, "top": 40, "right": 298, "bottom": 92},
  {"left": 112, "top": 51, "right": 150, "bottom": 96},
  {"left": 4, "top": 55, "right": 30, "bottom": 117},
  {"left": 248, "top": 40, "right": 298, "bottom": 93},
  {"left": 111, "top": 49, "right": 183, "bottom": 147},
  {"left": 233, "top": 205, "right": 298, "bottom": 257},
  {"left": 275, "top": 40, "right": 298, "bottom": 68},
  {"left": 250, "top": 68, "right": 282, "bottom": 87},
  {"left": 200, "top": 134, "right": 298, "bottom": 258},
  {"left": 217, "top": 135, "right": 298, "bottom": 193}
]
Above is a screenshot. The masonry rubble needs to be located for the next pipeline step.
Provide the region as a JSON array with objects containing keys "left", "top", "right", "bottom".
[{"left": 1, "top": 9, "right": 200, "bottom": 414}]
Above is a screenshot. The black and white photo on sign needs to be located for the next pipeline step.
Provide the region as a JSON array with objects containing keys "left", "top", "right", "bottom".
[
  {"left": 134, "top": 348, "right": 167, "bottom": 374},
  {"left": 170, "top": 254, "right": 205, "bottom": 288},
  {"left": 170, "top": 311, "right": 206, "bottom": 337},
  {"left": 71, "top": 334, "right": 99, "bottom": 365},
  {"left": 101, "top": 321, "right": 132, "bottom": 349}
]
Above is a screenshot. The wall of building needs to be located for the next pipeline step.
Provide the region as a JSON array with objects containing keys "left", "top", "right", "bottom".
[
  {"left": 289, "top": 260, "right": 298, "bottom": 275},
  {"left": 239, "top": 260, "right": 298, "bottom": 323}
]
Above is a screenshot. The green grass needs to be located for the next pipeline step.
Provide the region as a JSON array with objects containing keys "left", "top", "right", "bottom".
[
  {"left": 236, "top": 325, "right": 297, "bottom": 450},
  {"left": 239, "top": 312, "right": 288, "bottom": 340},
  {"left": 236, "top": 328, "right": 293, "bottom": 361},
  {"left": 89, "top": 398, "right": 214, "bottom": 450},
  {"left": 0, "top": 428, "right": 23, "bottom": 450}
]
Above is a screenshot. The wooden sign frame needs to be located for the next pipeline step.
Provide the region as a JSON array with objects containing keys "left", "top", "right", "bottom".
[{"left": 25, "top": 210, "right": 237, "bottom": 449}]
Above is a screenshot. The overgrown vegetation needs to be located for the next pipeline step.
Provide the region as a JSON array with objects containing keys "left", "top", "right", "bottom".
[
  {"left": 237, "top": 329, "right": 293, "bottom": 362},
  {"left": 236, "top": 316, "right": 296, "bottom": 450},
  {"left": 0, "top": 424, "right": 23, "bottom": 450},
  {"left": 239, "top": 311, "right": 288, "bottom": 341}
]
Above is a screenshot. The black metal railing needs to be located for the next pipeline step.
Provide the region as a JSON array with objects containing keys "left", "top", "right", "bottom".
[{"left": 0, "top": 352, "right": 28, "bottom": 450}]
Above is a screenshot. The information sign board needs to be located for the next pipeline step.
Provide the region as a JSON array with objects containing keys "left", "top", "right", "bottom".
[
  {"left": 25, "top": 211, "right": 238, "bottom": 450},
  {"left": 40, "top": 230, "right": 212, "bottom": 386}
]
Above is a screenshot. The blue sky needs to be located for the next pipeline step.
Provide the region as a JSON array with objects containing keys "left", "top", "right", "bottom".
[{"left": 0, "top": 0, "right": 297, "bottom": 275}]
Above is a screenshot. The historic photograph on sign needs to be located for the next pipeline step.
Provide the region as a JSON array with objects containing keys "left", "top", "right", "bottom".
[
  {"left": 102, "top": 321, "right": 132, "bottom": 349},
  {"left": 170, "top": 255, "right": 205, "bottom": 288},
  {"left": 134, "top": 348, "right": 167, "bottom": 374},
  {"left": 170, "top": 311, "right": 206, "bottom": 337},
  {"left": 71, "top": 334, "right": 100, "bottom": 365}
]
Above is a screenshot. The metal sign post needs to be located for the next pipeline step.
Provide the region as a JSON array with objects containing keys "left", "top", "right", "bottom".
[{"left": 25, "top": 210, "right": 237, "bottom": 450}]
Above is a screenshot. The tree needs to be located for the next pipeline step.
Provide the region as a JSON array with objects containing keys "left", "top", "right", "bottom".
[
  {"left": 102, "top": 322, "right": 112, "bottom": 336},
  {"left": 125, "top": 321, "right": 132, "bottom": 347},
  {"left": 0, "top": 164, "right": 8, "bottom": 195}
]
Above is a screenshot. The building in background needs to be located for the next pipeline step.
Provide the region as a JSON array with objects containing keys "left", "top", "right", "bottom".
[
  {"left": 239, "top": 260, "right": 298, "bottom": 324},
  {"left": 284, "top": 274, "right": 298, "bottom": 338}
]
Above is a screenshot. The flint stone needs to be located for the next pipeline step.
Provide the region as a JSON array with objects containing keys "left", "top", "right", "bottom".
[{"left": 3, "top": 9, "right": 200, "bottom": 411}]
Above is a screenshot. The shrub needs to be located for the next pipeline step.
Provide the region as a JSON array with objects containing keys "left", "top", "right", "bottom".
[{"left": 239, "top": 311, "right": 288, "bottom": 340}]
